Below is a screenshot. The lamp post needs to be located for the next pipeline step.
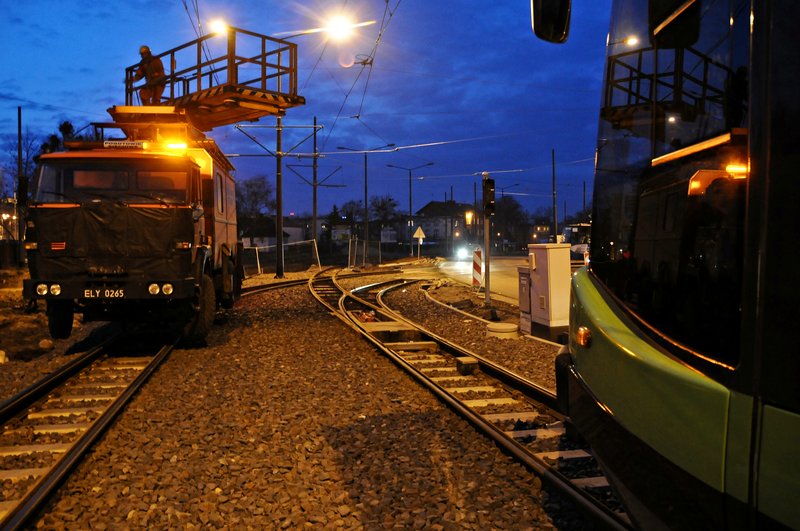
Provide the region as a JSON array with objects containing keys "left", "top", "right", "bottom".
[
  {"left": 337, "top": 144, "right": 395, "bottom": 265},
  {"left": 387, "top": 162, "right": 434, "bottom": 256},
  {"left": 247, "top": 17, "right": 367, "bottom": 276}
]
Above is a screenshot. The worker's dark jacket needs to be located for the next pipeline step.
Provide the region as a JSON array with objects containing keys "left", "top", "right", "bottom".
[{"left": 135, "top": 55, "right": 166, "bottom": 87}]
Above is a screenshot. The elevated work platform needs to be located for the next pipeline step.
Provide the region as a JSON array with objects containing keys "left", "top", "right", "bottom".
[
  {"left": 124, "top": 27, "right": 305, "bottom": 131},
  {"left": 102, "top": 106, "right": 204, "bottom": 141}
]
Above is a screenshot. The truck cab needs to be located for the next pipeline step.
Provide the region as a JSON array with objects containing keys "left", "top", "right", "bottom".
[{"left": 23, "top": 106, "right": 242, "bottom": 342}]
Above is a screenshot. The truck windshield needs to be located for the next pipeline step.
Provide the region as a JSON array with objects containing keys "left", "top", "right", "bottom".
[{"left": 35, "top": 158, "right": 191, "bottom": 204}]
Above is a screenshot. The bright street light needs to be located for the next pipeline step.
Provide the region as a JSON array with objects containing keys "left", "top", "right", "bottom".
[
  {"left": 276, "top": 18, "right": 376, "bottom": 40},
  {"left": 608, "top": 35, "right": 639, "bottom": 46},
  {"left": 209, "top": 19, "right": 228, "bottom": 35}
]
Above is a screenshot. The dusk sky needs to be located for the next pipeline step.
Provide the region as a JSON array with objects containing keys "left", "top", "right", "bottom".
[{"left": 0, "top": 0, "right": 612, "bottom": 220}]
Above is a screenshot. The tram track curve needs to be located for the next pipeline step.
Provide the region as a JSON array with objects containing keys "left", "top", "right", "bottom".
[{"left": 309, "top": 268, "right": 632, "bottom": 531}]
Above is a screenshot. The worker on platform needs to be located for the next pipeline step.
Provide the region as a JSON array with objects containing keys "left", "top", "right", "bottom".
[{"left": 133, "top": 45, "right": 166, "bottom": 105}]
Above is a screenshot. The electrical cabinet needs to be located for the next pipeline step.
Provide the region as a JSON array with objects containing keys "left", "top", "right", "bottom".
[{"left": 527, "top": 243, "right": 571, "bottom": 328}]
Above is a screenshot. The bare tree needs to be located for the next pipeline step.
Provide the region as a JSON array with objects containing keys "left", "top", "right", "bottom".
[
  {"left": 235, "top": 175, "right": 276, "bottom": 217},
  {"left": 495, "top": 196, "right": 531, "bottom": 250},
  {"left": 340, "top": 200, "right": 363, "bottom": 223},
  {"left": 0, "top": 129, "right": 40, "bottom": 202},
  {"left": 369, "top": 194, "right": 398, "bottom": 227},
  {"left": 2, "top": 120, "right": 78, "bottom": 200}
]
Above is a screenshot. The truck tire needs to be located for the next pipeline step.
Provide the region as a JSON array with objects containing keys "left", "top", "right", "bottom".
[
  {"left": 182, "top": 274, "right": 216, "bottom": 344},
  {"left": 220, "top": 256, "right": 242, "bottom": 309},
  {"left": 47, "top": 300, "right": 74, "bottom": 339}
]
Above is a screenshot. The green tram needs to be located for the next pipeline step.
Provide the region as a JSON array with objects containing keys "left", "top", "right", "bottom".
[{"left": 532, "top": 0, "right": 799, "bottom": 528}]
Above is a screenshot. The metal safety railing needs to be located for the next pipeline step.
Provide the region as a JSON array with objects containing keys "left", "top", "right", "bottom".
[{"left": 124, "top": 26, "right": 299, "bottom": 107}]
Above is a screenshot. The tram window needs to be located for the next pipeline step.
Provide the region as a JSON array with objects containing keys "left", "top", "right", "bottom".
[
  {"left": 648, "top": 0, "right": 700, "bottom": 49},
  {"left": 624, "top": 170, "right": 744, "bottom": 364},
  {"left": 592, "top": 0, "right": 750, "bottom": 369},
  {"left": 662, "top": 192, "right": 679, "bottom": 233}
]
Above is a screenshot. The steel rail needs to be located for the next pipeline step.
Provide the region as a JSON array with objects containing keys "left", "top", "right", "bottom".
[
  {"left": 1, "top": 339, "right": 178, "bottom": 531},
  {"left": 343, "top": 282, "right": 632, "bottom": 531},
  {"left": 0, "top": 333, "right": 119, "bottom": 425},
  {"left": 240, "top": 278, "right": 309, "bottom": 296},
  {"left": 375, "top": 283, "right": 560, "bottom": 410}
]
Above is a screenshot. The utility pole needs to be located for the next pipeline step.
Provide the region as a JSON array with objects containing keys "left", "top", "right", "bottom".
[
  {"left": 235, "top": 122, "right": 324, "bottom": 277},
  {"left": 312, "top": 116, "right": 318, "bottom": 245},
  {"left": 363, "top": 151, "right": 368, "bottom": 265},
  {"left": 338, "top": 144, "right": 395, "bottom": 266},
  {"left": 481, "top": 172, "right": 495, "bottom": 307},
  {"left": 387, "top": 162, "right": 434, "bottom": 256},
  {"left": 551, "top": 148, "right": 558, "bottom": 243},
  {"left": 17, "top": 107, "right": 25, "bottom": 267},
  {"left": 275, "top": 115, "right": 284, "bottom": 278}
]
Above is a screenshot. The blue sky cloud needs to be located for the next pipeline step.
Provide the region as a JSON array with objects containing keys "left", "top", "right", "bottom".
[{"left": 1, "top": 0, "right": 612, "bottom": 217}]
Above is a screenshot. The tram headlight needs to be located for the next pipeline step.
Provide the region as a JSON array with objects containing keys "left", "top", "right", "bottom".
[
  {"left": 36, "top": 284, "right": 48, "bottom": 296},
  {"left": 148, "top": 283, "right": 161, "bottom": 295},
  {"left": 162, "top": 283, "right": 174, "bottom": 295},
  {"left": 49, "top": 284, "right": 62, "bottom": 296}
]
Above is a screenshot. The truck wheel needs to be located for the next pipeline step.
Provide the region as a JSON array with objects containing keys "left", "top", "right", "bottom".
[
  {"left": 220, "top": 257, "right": 241, "bottom": 309},
  {"left": 182, "top": 274, "right": 216, "bottom": 344},
  {"left": 47, "top": 300, "right": 74, "bottom": 339}
]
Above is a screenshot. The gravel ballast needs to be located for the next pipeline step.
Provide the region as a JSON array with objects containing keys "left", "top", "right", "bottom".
[
  {"left": 349, "top": 276, "right": 561, "bottom": 392},
  {"left": 28, "top": 283, "right": 590, "bottom": 529}
]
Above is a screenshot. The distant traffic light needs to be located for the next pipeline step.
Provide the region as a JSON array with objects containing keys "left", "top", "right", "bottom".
[{"left": 482, "top": 178, "right": 495, "bottom": 216}]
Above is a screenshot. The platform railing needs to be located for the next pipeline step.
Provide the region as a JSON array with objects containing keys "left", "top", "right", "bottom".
[{"left": 124, "top": 27, "right": 299, "bottom": 106}]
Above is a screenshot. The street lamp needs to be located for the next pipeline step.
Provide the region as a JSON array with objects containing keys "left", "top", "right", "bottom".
[
  {"left": 387, "top": 162, "right": 434, "bottom": 256},
  {"left": 607, "top": 35, "right": 639, "bottom": 46},
  {"left": 277, "top": 18, "right": 377, "bottom": 40},
  {"left": 258, "top": 18, "right": 366, "bottom": 277},
  {"left": 337, "top": 143, "right": 395, "bottom": 265}
]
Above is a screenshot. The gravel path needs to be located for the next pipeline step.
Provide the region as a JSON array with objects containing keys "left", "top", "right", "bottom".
[{"left": 30, "top": 284, "right": 590, "bottom": 529}]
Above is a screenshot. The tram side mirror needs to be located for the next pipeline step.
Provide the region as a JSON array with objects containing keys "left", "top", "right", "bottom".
[
  {"left": 531, "top": 0, "right": 571, "bottom": 43},
  {"left": 649, "top": 0, "right": 700, "bottom": 49}
]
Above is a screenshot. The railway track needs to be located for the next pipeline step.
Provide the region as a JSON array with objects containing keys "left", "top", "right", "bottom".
[
  {"left": 0, "top": 334, "right": 176, "bottom": 529},
  {"left": 309, "top": 269, "right": 631, "bottom": 530}
]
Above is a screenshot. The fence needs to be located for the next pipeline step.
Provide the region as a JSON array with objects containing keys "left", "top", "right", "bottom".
[
  {"left": 347, "top": 238, "right": 384, "bottom": 268},
  {"left": 242, "top": 240, "right": 321, "bottom": 277}
]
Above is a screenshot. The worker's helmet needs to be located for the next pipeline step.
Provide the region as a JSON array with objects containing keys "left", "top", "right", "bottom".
[{"left": 139, "top": 45, "right": 151, "bottom": 55}]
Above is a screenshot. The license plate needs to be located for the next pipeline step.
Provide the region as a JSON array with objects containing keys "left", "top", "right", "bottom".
[{"left": 84, "top": 288, "right": 125, "bottom": 298}]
